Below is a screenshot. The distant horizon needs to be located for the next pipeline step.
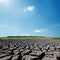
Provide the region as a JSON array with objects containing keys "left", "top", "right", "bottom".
[
  {"left": 0, "top": 35, "right": 60, "bottom": 38},
  {"left": 0, "top": 0, "right": 60, "bottom": 37}
]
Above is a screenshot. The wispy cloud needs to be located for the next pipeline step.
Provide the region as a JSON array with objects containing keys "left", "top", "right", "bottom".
[
  {"left": 34, "top": 30, "right": 42, "bottom": 33},
  {"left": 24, "top": 6, "right": 35, "bottom": 12},
  {"left": 34, "top": 28, "right": 48, "bottom": 33}
]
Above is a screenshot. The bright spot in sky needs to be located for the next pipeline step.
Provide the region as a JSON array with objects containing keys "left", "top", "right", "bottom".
[
  {"left": 34, "top": 29, "right": 48, "bottom": 33},
  {"left": 0, "top": 0, "right": 10, "bottom": 6},
  {"left": 34, "top": 30, "right": 42, "bottom": 33},
  {"left": 24, "top": 6, "right": 35, "bottom": 12}
]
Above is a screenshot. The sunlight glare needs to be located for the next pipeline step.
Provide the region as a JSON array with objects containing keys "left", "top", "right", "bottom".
[{"left": 0, "top": 0, "right": 11, "bottom": 6}]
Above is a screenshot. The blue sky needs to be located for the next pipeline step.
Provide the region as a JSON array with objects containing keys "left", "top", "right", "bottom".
[{"left": 0, "top": 0, "right": 60, "bottom": 37}]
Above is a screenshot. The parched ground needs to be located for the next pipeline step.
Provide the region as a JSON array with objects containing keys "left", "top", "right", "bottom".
[{"left": 0, "top": 38, "right": 60, "bottom": 60}]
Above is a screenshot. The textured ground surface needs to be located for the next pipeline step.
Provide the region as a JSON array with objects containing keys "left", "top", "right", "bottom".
[{"left": 0, "top": 39, "right": 60, "bottom": 60}]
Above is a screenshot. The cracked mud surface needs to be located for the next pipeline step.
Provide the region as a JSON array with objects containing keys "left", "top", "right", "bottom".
[{"left": 0, "top": 39, "right": 60, "bottom": 60}]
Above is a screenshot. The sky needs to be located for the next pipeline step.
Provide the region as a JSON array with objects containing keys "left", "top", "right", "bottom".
[{"left": 0, "top": 0, "right": 60, "bottom": 37}]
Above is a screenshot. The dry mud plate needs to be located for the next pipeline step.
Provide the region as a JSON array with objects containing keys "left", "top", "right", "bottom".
[{"left": 0, "top": 39, "right": 60, "bottom": 60}]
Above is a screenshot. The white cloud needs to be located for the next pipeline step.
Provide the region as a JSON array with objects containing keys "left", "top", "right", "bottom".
[
  {"left": 34, "top": 28, "right": 48, "bottom": 33},
  {"left": 24, "top": 6, "right": 35, "bottom": 12},
  {"left": 34, "top": 30, "right": 42, "bottom": 33}
]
